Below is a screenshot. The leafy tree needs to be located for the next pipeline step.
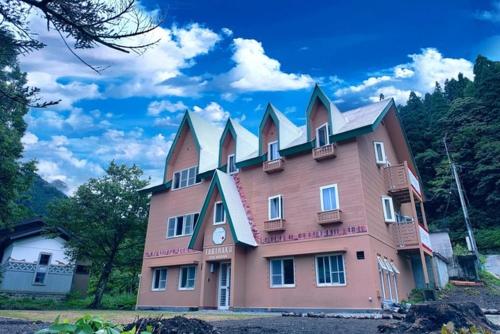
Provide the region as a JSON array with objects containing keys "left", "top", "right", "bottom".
[
  {"left": 0, "top": 29, "right": 37, "bottom": 228},
  {"left": 47, "top": 162, "right": 149, "bottom": 308}
]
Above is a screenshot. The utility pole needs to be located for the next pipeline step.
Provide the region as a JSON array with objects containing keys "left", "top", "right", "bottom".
[{"left": 443, "top": 136, "right": 480, "bottom": 263}]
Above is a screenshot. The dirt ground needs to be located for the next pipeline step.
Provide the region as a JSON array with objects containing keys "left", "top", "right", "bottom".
[
  {"left": 439, "top": 285, "right": 500, "bottom": 309},
  {"left": 0, "top": 316, "right": 394, "bottom": 334}
]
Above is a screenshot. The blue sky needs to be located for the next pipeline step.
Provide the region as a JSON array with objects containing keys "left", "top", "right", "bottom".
[{"left": 20, "top": 0, "right": 500, "bottom": 193}]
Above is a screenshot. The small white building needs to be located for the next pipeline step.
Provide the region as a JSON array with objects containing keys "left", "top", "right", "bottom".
[{"left": 0, "top": 219, "right": 89, "bottom": 297}]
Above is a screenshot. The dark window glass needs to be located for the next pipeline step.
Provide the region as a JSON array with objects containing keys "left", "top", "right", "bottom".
[
  {"left": 176, "top": 216, "right": 184, "bottom": 235},
  {"left": 356, "top": 251, "right": 365, "bottom": 260},
  {"left": 283, "top": 259, "right": 294, "bottom": 285},
  {"left": 39, "top": 254, "right": 50, "bottom": 266}
]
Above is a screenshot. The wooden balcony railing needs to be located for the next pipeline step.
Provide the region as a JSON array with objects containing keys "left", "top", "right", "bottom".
[
  {"left": 384, "top": 162, "right": 422, "bottom": 201},
  {"left": 263, "top": 158, "right": 284, "bottom": 173},
  {"left": 312, "top": 144, "right": 336, "bottom": 161},
  {"left": 264, "top": 219, "right": 286, "bottom": 232},
  {"left": 391, "top": 220, "right": 420, "bottom": 250},
  {"left": 317, "top": 209, "right": 342, "bottom": 225}
]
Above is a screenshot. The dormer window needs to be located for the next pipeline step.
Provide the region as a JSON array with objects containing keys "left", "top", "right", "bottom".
[
  {"left": 172, "top": 166, "right": 199, "bottom": 190},
  {"left": 227, "top": 154, "right": 238, "bottom": 174},
  {"left": 374, "top": 142, "right": 387, "bottom": 165},
  {"left": 268, "top": 141, "right": 280, "bottom": 161},
  {"left": 316, "top": 123, "right": 329, "bottom": 148}
]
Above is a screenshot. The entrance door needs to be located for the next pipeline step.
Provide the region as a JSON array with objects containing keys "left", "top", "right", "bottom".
[{"left": 218, "top": 262, "right": 231, "bottom": 310}]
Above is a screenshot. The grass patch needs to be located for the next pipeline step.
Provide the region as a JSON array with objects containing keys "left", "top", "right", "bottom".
[
  {"left": 407, "top": 289, "right": 425, "bottom": 304},
  {"left": 0, "top": 309, "right": 273, "bottom": 324},
  {"left": 0, "top": 293, "right": 137, "bottom": 311}
]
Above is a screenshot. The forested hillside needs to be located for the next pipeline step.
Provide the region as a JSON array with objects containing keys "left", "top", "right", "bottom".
[
  {"left": 20, "top": 174, "right": 66, "bottom": 218},
  {"left": 399, "top": 56, "right": 500, "bottom": 253}
]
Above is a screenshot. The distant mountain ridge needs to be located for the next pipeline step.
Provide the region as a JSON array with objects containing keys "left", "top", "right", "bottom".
[{"left": 20, "top": 174, "right": 67, "bottom": 218}]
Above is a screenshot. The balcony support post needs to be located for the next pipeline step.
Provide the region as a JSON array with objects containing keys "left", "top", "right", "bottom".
[
  {"left": 419, "top": 248, "right": 430, "bottom": 287},
  {"left": 419, "top": 201, "right": 429, "bottom": 230}
]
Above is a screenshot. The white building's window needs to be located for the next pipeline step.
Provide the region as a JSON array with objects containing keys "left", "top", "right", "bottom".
[
  {"left": 381, "top": 196, "right": 396, "bottom": 223},
  {"left": 374, "top": 141, "right": 387, "bottom": 165},
  {"left": 320, "top": 184, "right": 339, "bottom": 211},
  {"left": 152, "top": 268, "right": 167, "bottom": 291},
  {"left": 214, "top": 201, "right": 225, "bottom": 225},
  {"left": 33, "top": 253, "right": 51, "bottom": 285},
  {"left": 268, "top": 141, "right": 280, "bottom": 161},
  {"left": 268, "top": 195, "right": 283, "bottom": 220},
  {"left": 316, "top": 123, "right": 329, "bottom": 148},
  {"left": 172, "top": 166, "right": 199, "bottom": 190},
  {"left": 316, "top": 254, "right": 346, "bottom": 286},
  {"left": 167, "top": 213, "right": 199, "bottom": 238},
  {"left": 179, "top": 266, "right": 196, "bottom": 290},
  {"left": 270, "top": 258, "right": 295, "bottom": 287},
  {"left": 227, "top": 154, "right": 238, "bottom": 174}
]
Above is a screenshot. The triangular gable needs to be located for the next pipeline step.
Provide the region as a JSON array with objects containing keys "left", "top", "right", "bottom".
[
  {"left": 218, "top": 119, "right": 258, "bottom": 167},
  {"left": 163, "top": 111, "right": 222, "bottom": 182},
  {"left": 305, "top": 84, "right": 346, "bottom": 142},
  {"left": 258, "top": 103, "right": 303, "bottom": 155},
  {"left": 188, "top": 170, "right": 257, "bottom": 250}
]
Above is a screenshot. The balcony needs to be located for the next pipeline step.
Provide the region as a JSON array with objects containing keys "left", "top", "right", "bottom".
[
  {"left": 312, "top": 144, "right": 336, "bottom": 161},
  {"left": 263, "top": 158, "right": 284, "bottom": 173},
  {"left": 391, "top": 220, "right": 419, "bottom": 250},
  {"left": 317, "top": 209, "right": 342, "bottom": 225},
  {"left": 264, "top": 219, "right": 286, "bottom": 232},
  {"left": 384, "top": 162, "right": 422, "bottom": 203}
]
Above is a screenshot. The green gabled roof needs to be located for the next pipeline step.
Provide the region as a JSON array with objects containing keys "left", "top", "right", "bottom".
[
  {"left": 305, "top": 84, "right": 334, "bottom": 142},
  {"left": 188, "top": 170, "right": 257, "bottom": 250}
]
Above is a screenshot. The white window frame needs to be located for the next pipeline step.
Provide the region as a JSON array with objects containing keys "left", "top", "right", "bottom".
[
  {"left": 315, "top": 123, "right": 330, "bottom": 148},
  {"left": 151, "top": 268, "right": 167, "bottom": 291},
  {"left": 167, "top": 213, "right": 199, "bottom": 238},
  {"left": 269, "top": 258, "right": 295, "bottom": 288},
  {"left": 268, "top": 195, "right": 283, "bottom": 220},
  {"left": 178, "top": 265, "right": 196, "bottom": 290},
  {"left": 315, "top": 253, "right": 347, "bottom": 287},
  {"left": 267, "top": 140, "right": 280, "bottom": 161},
  {"left": 227, "top": 154, "right": 238, "bottom": 175},
  {"left": 172, "top": 166, "right": 200, "bottom": 190},
  {"left": 213, "top": 201, "right": 225, "bottom": 225},
  {"left": 374, "top": 141, "right": 387, "bottom": 165},
  {"left": 381, "top": 196, "right": 396, "bottom": 223},
  {"left": 320, "top": 184, "right": 339, "bottom": 212},
  {"left": 33, "top": 252, "right": 51, "bottom": 285}
]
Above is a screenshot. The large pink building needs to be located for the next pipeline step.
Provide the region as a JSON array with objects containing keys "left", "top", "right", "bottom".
[{"left": 137, "top": 85, "right": 434, "bottom": 312}]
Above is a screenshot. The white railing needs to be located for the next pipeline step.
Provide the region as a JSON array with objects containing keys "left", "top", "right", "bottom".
[{"left": 407, "top": 168, "right": 421, "bottom": 196}]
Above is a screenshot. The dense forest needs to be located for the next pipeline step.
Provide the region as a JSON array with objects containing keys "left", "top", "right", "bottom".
[{"left": 399, "top": 56, "right": 500, "bottom": 253}]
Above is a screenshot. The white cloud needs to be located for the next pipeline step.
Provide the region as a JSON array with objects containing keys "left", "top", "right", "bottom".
[
  {"left": 21, "top": 132, "right": 38, "bottom": 147},
  {"left": 225, "top": 38, "right": 314, "bottom": 91},
  {"left": 475, "top": 1, "right": 500, "bottom": 23},
  {"left": 147, "top": 100, "right": 188, "bottom": 116},
  {"left": 221, "top": 28, "right": 233, "bottom": 37},
  {"left": 334, "top": 48, "right": 474, "bottom": 105},
  {"left": 193, "top": 102, "right": 230, "bottom": 127},
  {"left": 154, "top": 116, "right": 180, "bottom": 127},
  {"left": 335, "top": 75, "right": 391, "bottom": 96}
]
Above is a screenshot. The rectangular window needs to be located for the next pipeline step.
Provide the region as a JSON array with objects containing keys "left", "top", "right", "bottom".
[
  {"left": 227, "top": 154, "right": 238, "bottom": 174},
  {"left": 179, "top": 266, "right": 196, "bottom": 290},
  {"left": 316, "top": 123, "right": 329, "bottom": 148},
  {"left": 374, "top": 141, "right": 387, "bottom": 164},
  {"left": 152, "top": 268, "right": 167, "bottom": 291},
  {"left": 33, "top": 253, "right": 51, "bottom": 285},
  {"left": 381, "top": 196, "right": 396, "bottom": 223},
  {"left": 172, "top": 166, "right": 199, "bottom": 190},
  {"left": 316, "top": 254, "right": 346, "bottom": 286},
  {"left": 268, "top": 141, "right": 280, "bottom": 161},
  {"left": 320, "top": 184, "right": 339, "bottom": 211},
  {"left": 270, "top": 258, "right": 295, "bottom": 287},
  {"left": 167, "top": 213, "right": 199, "bottom": 238},
  {"left": 268, "top": 195, "right": 283, "bottom": 220},
  {"left": 214, "top": 201, "right": 225, "bottom": 225}
]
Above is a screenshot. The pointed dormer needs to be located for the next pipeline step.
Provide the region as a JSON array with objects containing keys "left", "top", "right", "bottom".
[
  {"left": 163, "top": 111, "right": 223, "bottom": 186},
  {"left": 258, "top": 104, "right": 303, "bottom": 173},
  {"left": 218, "top": 119, "right": 258, "bottom": 174}
]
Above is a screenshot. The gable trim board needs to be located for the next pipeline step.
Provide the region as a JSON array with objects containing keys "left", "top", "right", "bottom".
[{"left": 188, "top": 170, "right": 257, "bottom": 250}]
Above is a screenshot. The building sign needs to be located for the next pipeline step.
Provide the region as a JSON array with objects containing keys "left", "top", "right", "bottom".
[
  {"left": 260, "top": 225, "right": 368, "bottom": 244},
  {"left": 144, "top": 247, "right": 199, "bottom": 259},
  {"left": 419, "top": 226, "right": 432, "bottom": 252},
  {"left": 205, "top": 246, "right": 233, "bottom": 260}
]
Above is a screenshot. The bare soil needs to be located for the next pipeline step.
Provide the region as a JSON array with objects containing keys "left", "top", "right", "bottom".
[{"left": 439, "top": 285, "right": 500, "bottom": 309}]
